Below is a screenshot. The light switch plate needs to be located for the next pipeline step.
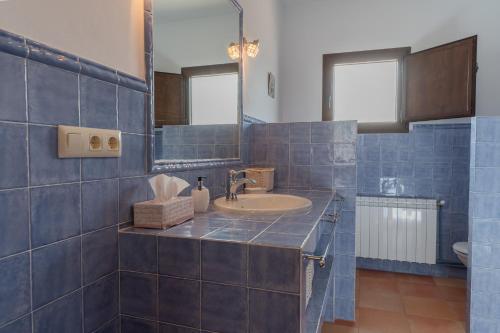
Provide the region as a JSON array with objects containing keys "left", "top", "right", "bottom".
[{"left": 58, "top": 125, "right": 122, "bottom": 158}]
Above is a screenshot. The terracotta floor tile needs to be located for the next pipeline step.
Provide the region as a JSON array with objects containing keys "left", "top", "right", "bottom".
[
  {"left": 397, "top": 282, "right": 441, "bottom": 299},
  {"left": 358, "top": 277, "right": 400, "bottom": 296},
  {"left": 433, "top": 277, "right": 467, "bottom": 289},
  {"left": 323, "top": 325, "right": 359, "bottom": 333},
  {"left": 437, "top": 286, "right": 467, "bottom": 302},
  {"left": 395, "top": 273, "right": 435, "bottom": 285},
  {"left": 407, "top": 315, "right": 466, "bottom": 333},
  {"left": 335, "top": 320, "right": 357, "bottom": 327},
  {"left": 357, "top": 308, "right": 411, "bottom": 333},
  {"left": 358, "top": 289, "right": 404, "bottom": 313},
  {"left": 448, "top": 301, "right": 467, "bottom": 322},
  {"left": 323, "top": 321, "right": 359, "bottom": 333},
  {"left": 323, "top": 270, "right": 467, "bottom": 333},
  {"left": 322, "top": 322, "right": 333, "bottom": 333},
  {"left": 402, "top": 296, "right": 460, "bottom": 321}
]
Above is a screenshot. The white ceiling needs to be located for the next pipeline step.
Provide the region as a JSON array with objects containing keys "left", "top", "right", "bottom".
[{"left": 153, "top": 0, "right": 238, "bottom": 21}]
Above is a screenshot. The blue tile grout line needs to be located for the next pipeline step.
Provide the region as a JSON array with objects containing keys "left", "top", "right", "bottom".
[
  {"left": 1, "top": 22, "right": 355, "bottom": 330},
  {"left": 0, "top": 26, "right": 151, "bottom": 332},
  {"left": 357, "top": 124, "right": 471, "bottom": 266},
  {"left": 468, "top": 117, "right": 500, "bottom": 332}
]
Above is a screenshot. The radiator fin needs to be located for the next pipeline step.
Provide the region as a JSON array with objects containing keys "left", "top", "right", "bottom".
[{"left": 355, "top": 196, "right": 438, "bottom": 265}]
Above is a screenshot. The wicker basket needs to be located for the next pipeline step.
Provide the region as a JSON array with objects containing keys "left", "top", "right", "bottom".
[
  {"left": 133, "top": 197, "right": 194, "bottom": 229},
  {"left": 245, "top": 168, "right": 275, "bottom": 191}
]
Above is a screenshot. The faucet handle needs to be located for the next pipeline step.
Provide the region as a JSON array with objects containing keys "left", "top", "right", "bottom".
[{"left": 230, "top": 169, "right": 247, "bottom": 180}]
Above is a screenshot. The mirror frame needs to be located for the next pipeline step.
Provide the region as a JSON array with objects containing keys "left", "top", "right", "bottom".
[{"left": 146, "top": 0, "right": 244, "bottom": 173}]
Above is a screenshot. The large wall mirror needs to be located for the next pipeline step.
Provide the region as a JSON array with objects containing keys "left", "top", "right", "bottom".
[{"left": 147, "top": 0, "right": 243, "bottom": 172}]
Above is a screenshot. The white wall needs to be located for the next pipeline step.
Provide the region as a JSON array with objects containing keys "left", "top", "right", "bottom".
[
  {"left": 279, "top": 0, "right": 500, "bottom": 121},
  {"left": 239, "top": 0, "right": 281, "bottom": 122},
  {"left": 153, "top": 13, "right": 238, "bottom": 74},
  {"left": 3, "top": 0, "right": 499, "bottom": 121},
  {"left": 0, "top": 0, "right": 145, "bottom": 78},
  {"left": 0, "top": 0, "right": 281, "bottom": 122}
]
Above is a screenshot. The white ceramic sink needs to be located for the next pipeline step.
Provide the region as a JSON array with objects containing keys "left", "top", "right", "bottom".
[{"left": 214, "top": 194, "right": 312, "bottom": 215}]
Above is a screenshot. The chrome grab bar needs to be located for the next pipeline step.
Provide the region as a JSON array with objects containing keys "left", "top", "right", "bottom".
[{"left": 303, "top": 195, "right": 344, "bottom": 268}]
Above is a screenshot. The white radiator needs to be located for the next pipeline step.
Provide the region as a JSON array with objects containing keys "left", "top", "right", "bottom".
[{"left": 355, "top": 196, "right": 438, "bottom": 265}]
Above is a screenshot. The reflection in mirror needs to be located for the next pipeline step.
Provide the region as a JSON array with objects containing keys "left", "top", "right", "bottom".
[{"left": 152, "top": 0, "right": 241, "bottom": 163}]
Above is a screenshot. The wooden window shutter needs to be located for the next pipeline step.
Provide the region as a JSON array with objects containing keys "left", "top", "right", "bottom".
[
  {"left": 404, "top": 36, "right": 477, "bottom": 122},
  {"left": 154, "top": 72, "right": 187, "bottom": 127}
]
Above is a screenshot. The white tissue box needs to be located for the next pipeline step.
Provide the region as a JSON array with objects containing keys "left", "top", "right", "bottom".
[{"left": 133, "top": 197, "right": 194, "bottom": 229}]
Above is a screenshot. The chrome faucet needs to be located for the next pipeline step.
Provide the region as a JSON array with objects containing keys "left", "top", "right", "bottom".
[{"left": 225, "top": 169, "right": 256, "bottom": 200}]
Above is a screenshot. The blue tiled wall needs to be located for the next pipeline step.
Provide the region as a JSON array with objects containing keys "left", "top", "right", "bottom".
[
  {"left": 0, "top": 28, "right": 235, "bottom": 333},
  {"left": 0, "top": 39, "right": 130, "bottom": 332},
  {"left": 468, "top": 116, "right": 500, "bottom": 332},
  {"left": 357, "top": 123, "right": 470, "bottom": 275},
  {"left": 249, "top": 122, "right": 357, "bottom": 190},
  {"left": 155, "top": 124, "right": 239, "bottom": 160},
  {"left": 0, "top": 27, "right": 359, "bottom": 332},
  {"left": 249, "top": 121, "right": 358, "bottom": 321}
]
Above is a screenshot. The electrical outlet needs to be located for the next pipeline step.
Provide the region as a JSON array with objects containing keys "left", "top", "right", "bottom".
[
  {"left": 106, "top": 136, "right": 120, "bottom": 151},
  {"left": 58, "top": 125, "right": 122, "bottom": 158},
  {"left": 89, "top": 135, "right": 103, "bottom": 151}
]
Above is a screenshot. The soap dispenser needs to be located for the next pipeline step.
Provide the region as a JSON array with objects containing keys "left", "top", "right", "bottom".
[{"left": 192, "top": 176, "right": 210, "bottom": 213}]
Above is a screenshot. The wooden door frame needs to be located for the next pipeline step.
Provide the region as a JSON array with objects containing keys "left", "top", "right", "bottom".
[{"left": 154, "top": 72, "right": 186, "bottom": 127}]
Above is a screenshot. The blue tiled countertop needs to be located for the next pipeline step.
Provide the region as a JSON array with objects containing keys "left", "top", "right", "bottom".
[
  {"left": 118, "top": 189, "right": 343, "bottom": 333},
  {"left": 120, "top": 189, "right": 335, "bottom": 249}
]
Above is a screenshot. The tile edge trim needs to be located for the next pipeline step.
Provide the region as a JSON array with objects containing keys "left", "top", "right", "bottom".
[{"left": 0, "top": 28, "right": 147, "bottom": 92}]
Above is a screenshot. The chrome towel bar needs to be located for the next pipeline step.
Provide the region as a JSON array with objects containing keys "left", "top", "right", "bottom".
[
  {"left": 303, "top": 195, "right": 344, "bottom": 268},
  {"left": 303, "top": 221, "right": 335, "bottom": 268},
  {"left": 304, "top": 254, "right": 328, "bottom": 268}
]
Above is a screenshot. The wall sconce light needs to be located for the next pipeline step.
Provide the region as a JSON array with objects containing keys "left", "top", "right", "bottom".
[
  {"left": 227, "top": 38, "right": 260, "bottom": 60},
  {"left": 227, "top": 42, "right": 240, "bottom": 60},
  {"left": 246, "top": 39, "right": 260, "bottom": 58}
]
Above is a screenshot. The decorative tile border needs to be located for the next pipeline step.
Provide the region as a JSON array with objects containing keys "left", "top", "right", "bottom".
[
  {"left": 243, "top": 114, "right": 266, "bottom": 124},
  {"left": 0, "top": 30, "right": 27, "bottom": 57},
  {"left": 0, "top": 28, "right": 147, "bottom": 92}
]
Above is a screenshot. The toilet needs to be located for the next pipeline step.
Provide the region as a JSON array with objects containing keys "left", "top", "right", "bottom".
[{"left": 452, "top": 242, "right": 469, "bottom": 267}]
